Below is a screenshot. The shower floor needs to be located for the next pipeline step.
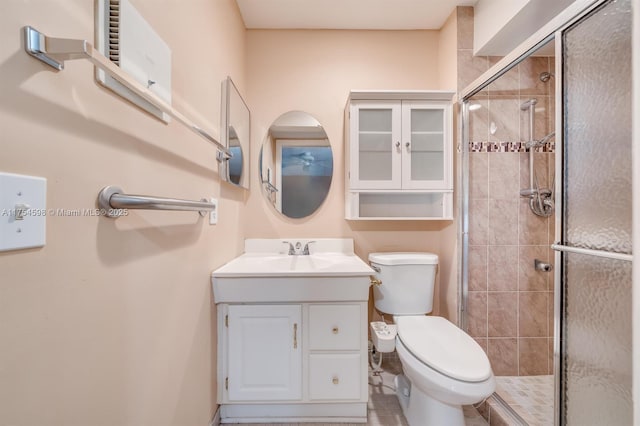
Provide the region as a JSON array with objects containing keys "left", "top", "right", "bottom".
[{"left": 495, "top": 375, "right": 554, "bottom": 425}]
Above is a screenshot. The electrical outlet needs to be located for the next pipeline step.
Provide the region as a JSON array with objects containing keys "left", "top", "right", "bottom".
[{"left": 209, "top": 197, "right": 218, "bottom": 225}]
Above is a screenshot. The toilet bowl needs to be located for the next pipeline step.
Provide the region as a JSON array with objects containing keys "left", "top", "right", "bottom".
[
  {"left": 369, "top": 252, "right": 495, "bottom": 426},
  {"left": 394, "top": 316, "right": 495, "bottom": 426}
]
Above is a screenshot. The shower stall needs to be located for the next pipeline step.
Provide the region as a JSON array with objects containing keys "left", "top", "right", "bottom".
[{"left": 459, "top": 0, "right": 633, "bottom": 424}]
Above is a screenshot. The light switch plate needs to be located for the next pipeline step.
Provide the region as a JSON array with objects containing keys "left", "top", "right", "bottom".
[
  {"left": 209, "top": 197, "right": 218, "bottom": 225},
  {"left": 0, "top": 172, "right": 47, "bottom": 252}
]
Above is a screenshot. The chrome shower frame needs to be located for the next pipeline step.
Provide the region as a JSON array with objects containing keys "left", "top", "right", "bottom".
[{"left": 457, "top": 1, "right": 609, "bottom": 425}]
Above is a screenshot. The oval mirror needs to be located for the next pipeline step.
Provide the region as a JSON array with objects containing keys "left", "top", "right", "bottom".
[{"left": 259, "top": 111, "right": 333, "bottom": 219}]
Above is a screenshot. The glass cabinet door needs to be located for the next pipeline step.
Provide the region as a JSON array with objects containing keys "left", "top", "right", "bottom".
[
  {"left": 401, "top": 101, "right": 451, "bottom": 190},
  {"left": 349, "top": 102, "right": 402, "bottom": 190}
]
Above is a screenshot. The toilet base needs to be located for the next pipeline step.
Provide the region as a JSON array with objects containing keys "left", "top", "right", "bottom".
[{"left": 394, "top": 374, "right": 465, "bottom": 426}]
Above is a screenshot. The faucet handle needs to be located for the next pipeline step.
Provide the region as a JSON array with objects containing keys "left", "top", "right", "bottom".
[
  {"left": 282, "top": 240, "right": 295, "bottom": 255},
  {"left": 303, "top": 240, "right": 316, "bottom": 255}
]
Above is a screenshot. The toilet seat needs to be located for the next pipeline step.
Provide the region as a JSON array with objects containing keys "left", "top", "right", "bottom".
[{"left": 396, "top": 316, "right": 491, "bottom": 383}]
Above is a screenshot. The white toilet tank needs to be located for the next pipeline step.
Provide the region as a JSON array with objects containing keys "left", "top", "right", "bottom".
[{"left": 369, "top": 252, "right": 438, "bottom": 316}]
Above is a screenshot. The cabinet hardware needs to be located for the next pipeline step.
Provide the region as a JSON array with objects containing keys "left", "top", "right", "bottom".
[
  {"left": 293, "top": 323, "right": 298, "bottom": 349},
  {"left": 332, "top": 327, "right": 339, "bottom": 334},
  {"left": 225, "top": 377, "right": 228, "bottom": 390},
  {"left": 405, "top": 142, "right": 411, "bottom": 151},
  {"left": 395, "top": 141, "right": 401, "bottom": 149},
  {"left": 332, "top": 376, "right": 340, "bottom": 385},
  {"left": 225, "top": 315, "right": 228, "bottom": 327}
]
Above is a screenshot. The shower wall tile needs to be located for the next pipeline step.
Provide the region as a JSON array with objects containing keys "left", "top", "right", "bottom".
[
  {"left": 488, "top": 98, "right": 521, "bottom": 142},
  {"left": 469, "top": 153, "right": 489, "bottom": 198},
  {"left": 457, "top": 6, "right": 474, "bottom": 49},
  {"left": 519, "top": 200, "right": 549, "bottom": 245},
  {"left": 488, "top": 153, "right": 520, "bottom": 199},
  {"left": 518, "top": 245, "right": 549, "bottom": 291},
  {"left": 489, "top": 199, "right": 519, "bottom": 245},
  {"left": 488, "top": 292, "right": 517, "bottom": 337},
  {"left": 488, "top": 338, "right": 518, "bottom": 376},
  {"left": 468, "top": 291, "right": 488, "bottom": 337},
  {"left": 469, "top": 198, "right": 489, "bottom": 245},
  {"left": 488, "top": 57, "right": 519, "bottom": 96},
  {"left": 519, "top": 57, "right": 551, "bottom": 96},
  {"left": 519, "top": 152, "right": 550, "bottom": 191},
  {"left": 469, "top": 245, "right": 488, "bottom": 291},
  {"left": 458, "top": 50, "right": 490, "bottom": 93},
  {"left": 519, "top": 338, "right": 549, "bottom": 375},
  {"left": 474, "top": 337, "right": 488, "bottom": 354},
  {"left": 469, "top": 100, "right": 489, "bottom": 142},
  {"left": 488, "top": 245, "right": 518, "bottom": 291},
  {"left": 519, "top": 292, "right": 548, "bottom": 337}
]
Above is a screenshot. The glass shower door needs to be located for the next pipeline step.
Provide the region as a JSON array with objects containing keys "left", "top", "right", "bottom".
[{"left": 558, "top": 0, "right": 633, "bottom": 424}]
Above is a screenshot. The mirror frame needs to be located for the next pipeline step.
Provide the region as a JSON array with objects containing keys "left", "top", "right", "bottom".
[{"left": 220, "top": 76, "right": 250, "bottom": 189}]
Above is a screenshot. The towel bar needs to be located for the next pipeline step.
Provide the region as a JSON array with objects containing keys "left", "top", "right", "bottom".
[{"left": 97, "top": 186, "right": 214, "bottom": 218}]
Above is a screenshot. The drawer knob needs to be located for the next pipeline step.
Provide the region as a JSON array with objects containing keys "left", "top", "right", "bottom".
[
  {"left": 332, "top": 327, "right": 339, "bottom": 334},
  {"left": 332, "top": 376, "right": 340, "bottom": 385}
]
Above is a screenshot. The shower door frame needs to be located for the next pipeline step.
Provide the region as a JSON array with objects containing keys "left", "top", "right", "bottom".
[{"left": 457, "top": 1, "right": 617, "bottom": 424}]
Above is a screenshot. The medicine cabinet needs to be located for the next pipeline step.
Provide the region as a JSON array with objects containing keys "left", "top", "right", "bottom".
[{"left": 345, "top": 91, "right": 455, "bottom": 220}]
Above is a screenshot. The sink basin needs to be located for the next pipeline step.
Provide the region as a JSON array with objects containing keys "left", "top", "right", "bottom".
[{"left": 211, "top": 238, "right": 374, "bottom": 303}]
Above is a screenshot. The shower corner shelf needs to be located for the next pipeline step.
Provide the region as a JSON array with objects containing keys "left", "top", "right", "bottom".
[{"left": 22, "top": 26, "right": 231, "bottom": 160}]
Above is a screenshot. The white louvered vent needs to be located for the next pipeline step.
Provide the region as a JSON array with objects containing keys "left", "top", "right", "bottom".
[{"left": 108, "top": 0, "right": 120, "bottom": 65}]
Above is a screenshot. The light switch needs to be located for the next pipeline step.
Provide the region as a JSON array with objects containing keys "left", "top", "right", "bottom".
[{"left": 0, "top": 172, "right": 46, "bottom": 252}]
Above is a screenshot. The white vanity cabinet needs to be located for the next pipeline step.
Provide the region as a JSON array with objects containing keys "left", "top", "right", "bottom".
[
  {"left": 345, "top": 91, "right": 455, "bottom": 220},
  {"left": 212, "top": 238, "right": 373, "bottom": 424},
  {"left": 217, "top": 301, "right": 368, "bottom": 422}
]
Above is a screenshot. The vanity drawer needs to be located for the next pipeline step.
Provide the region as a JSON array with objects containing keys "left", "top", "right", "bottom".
[
  {"left": 308, "top": 304, "right": 361, "bottom": 350},
  {"left": 308, "top": 353, "right": 361, "bottom": 400}
]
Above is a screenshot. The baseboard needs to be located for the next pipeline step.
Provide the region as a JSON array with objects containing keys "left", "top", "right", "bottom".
[{"left": 209, "top": 406, "right": 221, "bottom": 426}]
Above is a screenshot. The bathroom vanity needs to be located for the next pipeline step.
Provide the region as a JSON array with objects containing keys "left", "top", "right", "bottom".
[{"left": 212, "top": 239, "right": 373, "bottom": 423}]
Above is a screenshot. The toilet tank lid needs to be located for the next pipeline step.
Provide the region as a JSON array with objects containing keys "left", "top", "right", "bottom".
[{"left": 369, "top": 252, "right": 438, "bottom": 265}]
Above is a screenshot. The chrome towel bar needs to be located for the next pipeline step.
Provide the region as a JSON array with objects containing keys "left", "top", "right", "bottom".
[
  {"left": 551, "top": 243, "right": 632, "bottom": 262},
  {"left": 22, "top": 26, "right": 231, "bottom": 159},
  {"left": 97, "top": 186, "right": 214, "bottom": 218}
]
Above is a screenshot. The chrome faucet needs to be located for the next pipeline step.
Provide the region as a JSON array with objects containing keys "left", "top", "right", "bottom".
[
  {"left": 303, "top": 241, "right": 316, "bottom": 255},
  {"left": 282, "top": 241, "right": 295, "bottom": 255},
  {"left": 283, "top": 240, "right": 315, "bottom": 255}
]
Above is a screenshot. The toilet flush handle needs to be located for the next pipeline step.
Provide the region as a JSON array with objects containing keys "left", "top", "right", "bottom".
[{"left": 370, "top": 276, "right": 382, "bottom": 286}]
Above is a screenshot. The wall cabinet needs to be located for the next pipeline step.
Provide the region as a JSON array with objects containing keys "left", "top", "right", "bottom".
[
  {"left": 345, "top": 91, "right": 455, "bottom": 220},
  {"left": 217, "top": 301, "right": 368, "bottom": 423}
]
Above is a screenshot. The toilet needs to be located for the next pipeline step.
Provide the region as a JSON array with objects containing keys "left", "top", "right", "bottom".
[{"left": 369, "top": 252, "right": 495, "bottom": 426}]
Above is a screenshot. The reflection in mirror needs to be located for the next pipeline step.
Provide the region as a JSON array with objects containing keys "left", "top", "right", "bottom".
[
  {"left": 220, "top": 77, "right": 250, "bottom": 189},
  {"left": 259, "top": 111, "right": 333, "bottom": 219}
]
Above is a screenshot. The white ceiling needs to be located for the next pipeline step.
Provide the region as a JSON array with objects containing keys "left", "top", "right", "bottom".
[{"left": 236, "top": 0, "right": 478, "bottom": 30}]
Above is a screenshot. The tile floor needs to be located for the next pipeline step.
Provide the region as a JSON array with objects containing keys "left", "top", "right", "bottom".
[
  {"left": 229, "top": 354, "right": 488, "bottom": 426},
  {"left": 494, "top": 375, "right": 553, "bottom": 426}
]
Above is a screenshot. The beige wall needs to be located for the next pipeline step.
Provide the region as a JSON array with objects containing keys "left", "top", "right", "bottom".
[
  {"left": 0, "top": 1, "right": 246, "bottom": 425},
  {"left": 1, "top": 5, "right": 465, "bottom": 424},
  {"left": 244, "top": 29, "right": 458, "bottom": 319}
]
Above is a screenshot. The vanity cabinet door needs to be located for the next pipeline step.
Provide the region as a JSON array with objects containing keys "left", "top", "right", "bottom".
[{"left": 226, "top": 304, "right": 302, "bottom": 401}]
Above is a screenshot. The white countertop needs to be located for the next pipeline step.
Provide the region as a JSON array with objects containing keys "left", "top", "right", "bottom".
[{"left": 212, "top": 238, "right": 373, "bottom": 278}]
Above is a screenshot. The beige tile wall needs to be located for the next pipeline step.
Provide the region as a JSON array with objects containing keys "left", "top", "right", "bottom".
[{"left": 458, "top": 6, "right": 556, "bottom": 377}]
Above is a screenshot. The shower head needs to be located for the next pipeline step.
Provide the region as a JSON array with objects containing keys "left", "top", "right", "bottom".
[{"left": 539, "top": 72, "right": 555, "bottom": 82}]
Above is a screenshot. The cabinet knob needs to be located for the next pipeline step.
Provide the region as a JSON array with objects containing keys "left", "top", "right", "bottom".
[
  {"left": 332, "top": 376, "right": 340, "bottom": 385},
  {"left": 405, "top": 142, "right": 411, "bottom": 151},
  {"left": 395, "top": 141, "right": 400, "bottom": 149},
  {"left": 332, "top": 327, "right": 339, "bottom": 334}
]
